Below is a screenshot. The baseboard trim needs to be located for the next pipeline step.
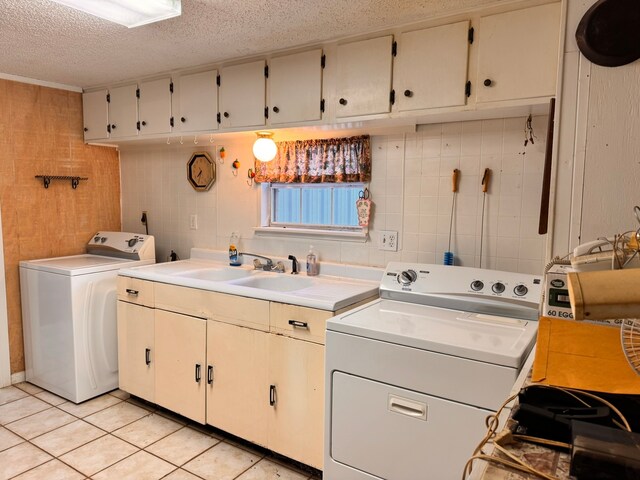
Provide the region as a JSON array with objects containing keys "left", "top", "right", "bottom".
[{"left": 11, "top": 371, "right": 26, "bottom": 384}]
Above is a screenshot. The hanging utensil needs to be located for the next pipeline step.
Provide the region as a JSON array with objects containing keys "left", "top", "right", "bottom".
[
  {"left": 444, "top": 169, "right": 460, "bottom": 266},
  {"left": 479, "top": 168, "right": 491, "bottom": 268},
  {"left": 356, "top": 188, "right": 372, "bottom": 227}
]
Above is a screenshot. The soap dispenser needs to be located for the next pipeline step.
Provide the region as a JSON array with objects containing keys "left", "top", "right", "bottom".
[
  {"left": 306, "top": 246, "right": 319, "bottom": 276},
  {"left": 229, "top": 232, "right": 241, "bottom": 266}
]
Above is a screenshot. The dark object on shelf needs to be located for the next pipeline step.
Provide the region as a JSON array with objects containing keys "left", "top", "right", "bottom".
[
  {"left": 35, "top": 175, "right": 88, "bottom": 189},
  {"left": 576, "top": 0, "right": 640, "bottom": 67}
]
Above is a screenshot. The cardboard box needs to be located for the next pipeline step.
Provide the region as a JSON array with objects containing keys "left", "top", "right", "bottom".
[{"left": 542, "top": 264, "right": 576, "bottom": 320}]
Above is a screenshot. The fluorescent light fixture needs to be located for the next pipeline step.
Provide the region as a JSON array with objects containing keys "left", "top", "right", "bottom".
[{"left": 52, "top": 0, "right": 181, "bottom": 28}]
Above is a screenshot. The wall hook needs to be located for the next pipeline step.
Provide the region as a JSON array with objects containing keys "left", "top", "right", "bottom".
[
  {"left": 194, "top": 135, "right": 198, "bottom": 145},
  {"left": 166, "top": 137, "right": 171, "bottom": 145},
  {"left": 180, "top": 136, "right": 184, "bottom": 145},
  {"left": 232, "top": 159, "right": 240, "bottom": 176},
  {"left": 218, "top": 147, "right": 226, "bottom": 164},
  {"left": 247, "top": 168, "right": 255, "bottom": 187},
  {"left": 209, "top": 134, "right": 215, "bottom": 144}
]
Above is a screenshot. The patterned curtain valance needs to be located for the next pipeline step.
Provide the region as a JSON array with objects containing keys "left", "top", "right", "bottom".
[{"left": 254, "top": 135, "right": 371, "bottom": 183}]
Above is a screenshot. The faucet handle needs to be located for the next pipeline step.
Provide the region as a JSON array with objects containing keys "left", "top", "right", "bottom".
[
  {"left": 275, "top": 261, "right": 285, "bottom": 273},
  {"left": 252, "top": 259, "right": 263, "bottom": 269}
]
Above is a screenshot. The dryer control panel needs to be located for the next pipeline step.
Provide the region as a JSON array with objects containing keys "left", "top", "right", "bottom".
[{"left": 87, "top": 231, "right": 155, "bottom": 260}]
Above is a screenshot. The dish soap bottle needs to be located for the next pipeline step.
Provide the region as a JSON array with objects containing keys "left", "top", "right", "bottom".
[
  {"left": 229, "top": 232, "right": 241, "bottom": 266},
  {"left": 306, "top": 246, "right": 319, "bottom": 276}
]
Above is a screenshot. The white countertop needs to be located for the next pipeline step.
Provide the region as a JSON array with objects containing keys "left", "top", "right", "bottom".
[{"left": 118, "top": 249, "right": 382, "bottom": 311}]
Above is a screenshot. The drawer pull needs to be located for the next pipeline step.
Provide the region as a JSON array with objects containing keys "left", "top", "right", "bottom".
[
  {"left": 269, "top": 384, "right": 277, "bottom": 406},
  {"left": 125, "top": 289, "right": 139, "bottom": 296},
  {"left": 195, "top": 364, "right": 201, "bottom": 383},
  {"left": 288, "top": 320, "right": 308, "bottom": 329},
  {"left": 145, "top": 348, "right": 151, "bottom": 366},
  {"left": 207, "top": 365, "right": 214, "bottom": 384},
  {"left": 388, "top": 395, "right": 427, "bottom": 421}
]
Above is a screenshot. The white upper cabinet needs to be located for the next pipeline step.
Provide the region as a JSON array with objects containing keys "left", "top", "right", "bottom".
[
  {"left": 219, "top": 60, "right": 266, "bottom": 128},
  {"left": 108, "top": 84, "right": 138, "bottom": 138},
  {"left": 395, "top": 21, "right": 470, "bottom": 112},
  {"left": 336, "top": 35, "right": 394, "bottom": 118},
  {"left": 476, "top": 2, "right": 561, "bottom": 103},
  {"left": 269, "top": 49, "right": 323, "bottom": 125},
  {"left": 173, "top": 70, "right": 218, "bottom": 133},
  {"left": 82, "top": 89, "right": 109, "bottom": 141},
  {"left": 138, "top": 77, "right": 172, "bottom": 135}
]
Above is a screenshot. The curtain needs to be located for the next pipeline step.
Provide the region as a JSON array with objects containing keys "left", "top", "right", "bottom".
[{"left": 254, "top": 135, "right": 371, "bottom": 183}]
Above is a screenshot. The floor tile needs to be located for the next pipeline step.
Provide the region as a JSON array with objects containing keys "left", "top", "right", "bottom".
[
  {"left": 84, "top": 401, "right": 150, "bottom": 432},
  {"left": 0, "top": 442, "right": 52, "bottom": 478},
  {"left": 162, "top": 469, "right": 202, "bottom": 480},
  {"left": 183, "top": 442, "right": 261, "bottom": 480},
  {"left": 31, "top": 420, "right": 105, "bottom": 457},
  {"left": 0, "top": 385, "right": 29, "bottom": 405},
  {"left": 34, "top": 390, "right": 66, "bottom": 406},
  {"left": 146, "top": 426, "right": 219, "bottom": 466},
  {"left": 11, "top": 459, "right": 84, "bottom": 480},
  {"left": 13, "top": 382, "right": 44, "bottom": 395},
  {"left": 113, "top": 412, "right": 183, "bottom": 448},
  {"left": 58, "top": 394, "right": 121, "bottom": 418},
  {"left": 5, "top": 407, "right": 76, "bottom": 440},
  {"left": 0, "top": 396, "right": 50, "bottom": 425},
  {"left": 59, "top": 434, "right": 138, "bottom": 476},
  {"left": 0, "top": 426, "right": 24, "bottom": 452},
  {"left": 109, "top": 389, "right": 130, "bottom": 400},
  {"left": 93, "top": 450, "right": 174, "bottom": 480},
  {"left": 236, "top": 459, "right": 308, "bottom": 480}
]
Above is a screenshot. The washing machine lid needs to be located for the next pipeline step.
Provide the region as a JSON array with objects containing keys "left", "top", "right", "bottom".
[
  {"left": 327, "top": 299, "right": 538, "bottom": 368},
  {"left": 19, "top": 254, "right": 146, "bottom": 276}
]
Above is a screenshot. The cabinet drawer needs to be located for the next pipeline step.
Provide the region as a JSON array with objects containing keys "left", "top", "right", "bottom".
[
  {"left": 155, "top": 283, "right": 270, "bottom": 331},
  {"left": 117, "top": 276, "right": 154, "bottom": 307},
  {"left": 270, "top": 303, "right": 332, "bottom": 345}
]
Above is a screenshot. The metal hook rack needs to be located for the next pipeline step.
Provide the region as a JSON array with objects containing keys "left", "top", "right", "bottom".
[{"left": 35, "top": 175, "right": 88, "bottom": 189}]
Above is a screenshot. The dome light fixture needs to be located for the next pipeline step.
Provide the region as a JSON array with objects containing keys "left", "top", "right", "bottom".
[{"left": 252, "top": 131, "right": 277, "bottom": 162}]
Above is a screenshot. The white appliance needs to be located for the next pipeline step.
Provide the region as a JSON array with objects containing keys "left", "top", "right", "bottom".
[
  {"left": 20, "top": 232, "right": 155, "bottom": 403},
  {"left": 325, "top": 262, "right": 542, "bottom": 480}
]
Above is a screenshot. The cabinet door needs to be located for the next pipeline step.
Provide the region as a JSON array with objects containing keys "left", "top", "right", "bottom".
[
  {"left": 206, "top": 321, "right": 269, "bottom": 446},
  {"left": 117, "top": 301, "right": 154, "bottom": 402},
  {"left": 476, "top": 2, "right": 561, "bottom": 103},
  {"left": 395, "top": 21, "right": 470, "bottom": 112},
  {"left": 269, "top": 49, "right": 323, "bottom": 124},
  {"left": 268, "top": 335, "right": 325, "bottom": 469},
  {"left": 138, "top": 77, "right": 172, "bottom": 135},
  {"left": 82, "top": 89, "right": 109, "bottom": 141},
  {"left": 155, "top": 309, "right": 207, "bottom": 424},
  {"left": 336, "top": 35, "right": 393, "bottom": 118},
  {"left": 219, "top": 60, "right": 266, "bottom": 128},
  {"left": 108, "top": 84, "right": 138, "bottom": 138},
  {"left": 174, "top": 70, "right": 218, "bottom": 133}
]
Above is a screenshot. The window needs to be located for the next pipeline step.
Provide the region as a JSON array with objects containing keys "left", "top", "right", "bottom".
[{"left": 263, "top": 183, "right": 364, "bottom": 230}]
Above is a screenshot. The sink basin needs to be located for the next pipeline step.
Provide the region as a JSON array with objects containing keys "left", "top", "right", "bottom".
[
  {"left": 176, "top": 267, "right": 254, "bottom": 282},
  {"left": 232, "top": 275, "right": 316, "bottom": 292}
]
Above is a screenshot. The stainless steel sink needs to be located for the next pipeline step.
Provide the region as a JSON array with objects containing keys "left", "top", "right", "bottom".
[
  {"left": 176, "top": 267, "right": 254, "bottom": 282},
  {"left": 231, "top": 275, "right": 316, "bottom": 292}
]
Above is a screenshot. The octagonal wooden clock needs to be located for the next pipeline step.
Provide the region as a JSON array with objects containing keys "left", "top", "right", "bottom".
[{"left": 187, "top": 152, "right": 215, "bottom": 191}]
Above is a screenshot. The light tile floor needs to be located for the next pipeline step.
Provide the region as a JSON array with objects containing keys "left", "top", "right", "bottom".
[{"left": 0, "top": 383, "right": 320, "bottom": 480}]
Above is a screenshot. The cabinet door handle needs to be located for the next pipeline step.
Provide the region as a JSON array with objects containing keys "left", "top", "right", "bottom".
[
  {"left": 84, "top": 127, "right": 88, "bottom": 132},
  {"left": 141, "top": 121, "right": 147, "bottom": 126},
  {"left": 195, "top": 364, "right": 201, "bottom": 383},
  {"left": 288, "top": 320, "right": 308, "bottom": 329},
  {"left": 483, "top": 78, "right": 493, "bottom": 87},
  {"left": 125, "top": 289, "right": 139, "bottom": 296},
  {"left": 145, "top": 348, "right": 151, "bottom": 366},
  {"left": 338, "top": 98, "right": 347, "bottom": 106},
  {"left": 207, "top": 365, "right": 214, "bottom": 384},
  {"left": 223, "top": 112, "right": 230, "bottom": 118},
  {"left": 111, "top": 124, "right": 117, "bottom": 129},
  {"left": 180, "top": 116, "right": 186, "bottom": 123},
  {"left": 269, "top": 384, "right": 276, "bottom": 406},
  {"left": 404, "top": 89, "right": 413, "bottom": 97},
  {"left": 272, "top": 106, "right": 279, "bottom": 113}
]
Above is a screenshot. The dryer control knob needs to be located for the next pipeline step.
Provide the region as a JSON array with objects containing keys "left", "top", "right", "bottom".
[
  {"left": 100, "top": 237, "right": 107, "bottom": 243},
  {"left": 127, "top": 238, "right": 138, "bottom": 247},
  {"left": 94, "top": 236, "right": 100, "bottom": 243},
  {"left": 398, "top": 269, "right": 418, "bottom": 285},
  {"left": 514, "top": 284, "right": 528, "bottom": 296},
  {"left": 492, "top": 282, "right": 505, "bottom": 294},
  {"left": 470, "top": 280, "right": 484, "bottom": 291}
]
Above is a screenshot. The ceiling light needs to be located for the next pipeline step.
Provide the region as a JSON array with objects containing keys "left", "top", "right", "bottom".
[
  {"left": 51, "top": 0, "right": 182, "bottom": 28},
  {"left": 253, "top": 132, "right": 277, "bottom": 162}
]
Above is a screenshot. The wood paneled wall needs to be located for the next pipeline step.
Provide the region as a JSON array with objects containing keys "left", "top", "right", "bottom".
[{"left": 0, "top": 79, "right": 121, "bottom": 374}]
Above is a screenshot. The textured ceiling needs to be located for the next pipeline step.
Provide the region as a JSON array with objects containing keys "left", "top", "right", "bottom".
[{"left": 0, "top": 0, "right": 503, "bottom": 89}]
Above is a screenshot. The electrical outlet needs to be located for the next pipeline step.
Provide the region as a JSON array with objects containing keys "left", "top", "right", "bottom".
[
  {"left": 189, "top": 214, "right": 198, "bottom": 230},
  {"left": 379, "top": 230, "right": 398, "bottom": 251}
]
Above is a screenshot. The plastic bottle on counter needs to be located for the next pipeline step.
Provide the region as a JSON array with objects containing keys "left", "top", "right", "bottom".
[
  {"left": 229, "top": 232, "right": 241, "bottom": 266},
  {"left": 306, "top": 245, "right": 319, "bottom": 276}
]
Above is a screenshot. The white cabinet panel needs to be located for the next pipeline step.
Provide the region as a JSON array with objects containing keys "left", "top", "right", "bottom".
[
  {"left": 336, "top": 35, "right": 393, "bottom": 118},
  {"left": 138, "top": 77, "right": 172, "bottom": 135},
  {"left": 269, "top": 49, "right": 323, "bottom": 124},
  {"left": 219, "top": 60, "right": 266, "bottom": 128},
  {"left": 108, "top": 84, "right": 138, "bottom": 138},
  {"left": 117, "top": 302, "right": 154, "bottom": 403},
  {"left": 174, "top": 70, "right": 218, "bottom": 133},
  {"left": 395, "top": 21, "right": 470, "bottom": 111},
  {"left": 82, "top": 89, "right": 109, "bottom": 141},
  {"left": 476, "top": 2, "right": 561, "bottom": 103}
]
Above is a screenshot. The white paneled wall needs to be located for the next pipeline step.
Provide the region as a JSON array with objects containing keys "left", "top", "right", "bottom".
[{"left": 120, "top": 115, "right": 548, "bottom": 274}]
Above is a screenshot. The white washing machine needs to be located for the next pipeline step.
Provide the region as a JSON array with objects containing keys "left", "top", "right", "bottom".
[
  {"left": 324, "top": 262, "right": 542, "bottom": 480},
  {"left": 20, "top": 232, "right": 155, "bottom": 403}
]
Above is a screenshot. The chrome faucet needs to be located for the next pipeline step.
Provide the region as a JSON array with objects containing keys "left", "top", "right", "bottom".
[{"left": 239, "top": 252, "right": 285, "bottom": 273}]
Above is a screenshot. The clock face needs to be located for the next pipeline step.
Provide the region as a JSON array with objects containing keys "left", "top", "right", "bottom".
[{"left": 187, "top": 152, "right": 215, "bottom": 191}]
